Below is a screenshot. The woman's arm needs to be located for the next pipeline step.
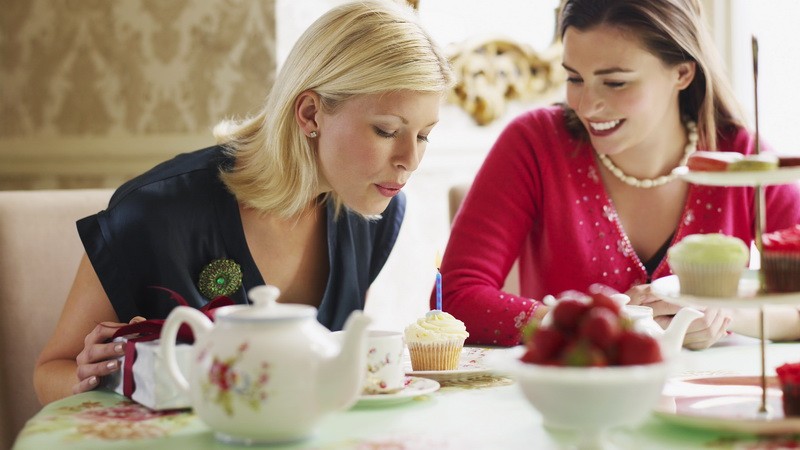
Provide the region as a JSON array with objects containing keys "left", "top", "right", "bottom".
[
  {"left": 34, "top": 253, "right": 129, "bottom": 404},
  {"left": 726, "top": 306, "right": 800, "bottom": 341},
  {"left": 628, "top": 285, "right": 800, "bottom": 344},
  {"left": 439, "top": 115, "right": 544, "bottom": 346}
]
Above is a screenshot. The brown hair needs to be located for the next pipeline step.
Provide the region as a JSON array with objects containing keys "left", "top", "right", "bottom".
[{"left": 558, "top": 0, "right": 744, "bottom": 150}]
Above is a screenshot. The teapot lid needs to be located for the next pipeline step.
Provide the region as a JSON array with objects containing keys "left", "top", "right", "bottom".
[{"left": 216, "top": 285, "right": 316, "bottom": 322}]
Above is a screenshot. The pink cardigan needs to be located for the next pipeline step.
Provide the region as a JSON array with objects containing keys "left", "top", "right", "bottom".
[{"left": 438, "top": 106, "right": 800, "bottom": 346}]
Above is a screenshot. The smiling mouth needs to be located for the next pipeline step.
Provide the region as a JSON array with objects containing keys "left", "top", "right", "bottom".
[{"left": 589, "top": 119, "right": 623, "bottom": 132}]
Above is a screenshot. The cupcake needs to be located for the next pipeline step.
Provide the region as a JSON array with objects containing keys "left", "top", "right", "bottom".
[
  {"left": 727, "top": 154, "right": 779, "bottom": 171},
  {"left": 776, "top": 362, "right": 800, "bottom": 417},
  {"left": 667, "top": 233, "right": 749, "bottom": 297},
  {"left": 761, "top": 225, "right": 800, "bottom": 293},
  {"left": 404, "top": 310, "right": 469, "bottom": 371}
]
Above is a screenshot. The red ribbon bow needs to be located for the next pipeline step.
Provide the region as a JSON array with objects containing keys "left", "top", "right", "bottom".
[{"left": 112, "top": 286, "right": 235, "bottom": 398}]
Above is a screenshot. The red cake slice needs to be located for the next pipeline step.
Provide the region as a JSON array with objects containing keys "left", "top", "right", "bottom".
[{"left": 686, "top": 151, "right": 742, "bottom": 171}]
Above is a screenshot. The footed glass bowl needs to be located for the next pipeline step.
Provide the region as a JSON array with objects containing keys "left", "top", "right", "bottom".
[{"left": 491, "top": 347, "right": 672, "bottom": 449}]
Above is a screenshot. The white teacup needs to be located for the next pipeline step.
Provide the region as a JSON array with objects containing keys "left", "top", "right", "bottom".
[{"left": 362, "top": 330, "right": 406, "bottom": 394}]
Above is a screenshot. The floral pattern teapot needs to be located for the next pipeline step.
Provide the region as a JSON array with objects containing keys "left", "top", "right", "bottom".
[{"left": 160, "top": 284, "right": 372, "bottom": 445}]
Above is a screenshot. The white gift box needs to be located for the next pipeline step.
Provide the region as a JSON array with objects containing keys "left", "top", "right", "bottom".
[{"left": 103, "top": 337, "right": 192, "bottom": 410}]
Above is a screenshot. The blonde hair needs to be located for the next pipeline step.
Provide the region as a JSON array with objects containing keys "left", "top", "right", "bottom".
[
  {"left": 558, "top": 0, "right": 745, "bottom": 150},
  {"left": 214, "top": 0, "right": 454, "bottom": 217}
]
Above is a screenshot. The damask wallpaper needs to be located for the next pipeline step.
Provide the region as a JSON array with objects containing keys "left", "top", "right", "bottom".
[
  {"left": 0, "top": 0, "right": 276, "bottom": 189},
  {"left": 2, "top": 0, "right": 276, "bottom": 137}
]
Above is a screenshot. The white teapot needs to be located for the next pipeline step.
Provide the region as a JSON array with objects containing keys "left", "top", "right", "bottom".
[
  {"left": 541, "top": 293, "right": 703, "bottom": 359},
  {"left": 619, "top": 302, "right": 703, "bottom": 359},
  {"left": 160, "top": 285, "right": 371, "bottom": 445}
]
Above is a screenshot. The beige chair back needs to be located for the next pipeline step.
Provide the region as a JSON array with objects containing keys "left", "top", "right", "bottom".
[
  {"left": 448, "top": 184, "right": 520, "bottom": 295},
  {"left": 0, "top": 189, "right": 112, "bottom": 449}
]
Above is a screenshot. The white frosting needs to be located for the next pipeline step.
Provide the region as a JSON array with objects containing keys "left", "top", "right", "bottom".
[{"left": 404, "top": 310, "right": 469, "bottom": 342}]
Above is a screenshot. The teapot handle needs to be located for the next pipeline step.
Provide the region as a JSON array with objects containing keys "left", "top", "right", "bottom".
[{"left": 159, "top": 307, "right": 213, "bottom": 396}]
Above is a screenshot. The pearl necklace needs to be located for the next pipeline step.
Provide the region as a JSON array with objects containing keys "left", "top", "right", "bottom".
[{"left": 596, "top": 121, "right": 698, "bottom": 188}]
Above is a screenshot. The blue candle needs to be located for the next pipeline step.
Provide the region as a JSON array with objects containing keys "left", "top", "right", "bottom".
[
  {"left": 435, "top": 251, "right": 442, "bottom": 311},
  {"left": 436, "top": 269, "right": 442, "bottom": 311}
]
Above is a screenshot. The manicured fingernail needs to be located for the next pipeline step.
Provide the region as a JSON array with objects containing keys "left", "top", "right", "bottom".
[
  {"left": 89, "top": 376, "right": 98, "bottom": 386},
  {"left": 107, "top": 360, "right": 118, "bottom": 370},
  {"left": 114, "top": 344, "right": 124, "bottom": 353}
]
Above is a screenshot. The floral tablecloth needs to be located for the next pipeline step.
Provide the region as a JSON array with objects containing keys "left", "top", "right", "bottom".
[{"left": 13, "top": 343, "right": 800, "bottom": 450}]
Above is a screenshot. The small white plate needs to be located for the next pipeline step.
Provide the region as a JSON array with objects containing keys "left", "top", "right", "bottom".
[
  {"left": 355, "top": 376, "right": 440, "bottom": 406},
  {"left": 405, "top": 347, "right": 493, "bottom": 382},
  {"left": 650, "top": 270, "right": 800, "bottom": 308},
  {"left": 654, "top": 375, "right": 800, "bottom": 434},
  {"left": 673, "top": 165, "right": 800, "bottom": 186}
]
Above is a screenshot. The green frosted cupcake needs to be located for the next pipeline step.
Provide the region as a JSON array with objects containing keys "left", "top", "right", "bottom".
[
  {"left": 667, "top": 233, "right": 749, "bottom": 297},
  {"left": 727, "top": 154, "right": 779, "bottom": 171}
]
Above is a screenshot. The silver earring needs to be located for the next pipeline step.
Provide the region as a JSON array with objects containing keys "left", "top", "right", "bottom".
[{"left": 309, "top": 131, "right": 318, "bottom": 138}]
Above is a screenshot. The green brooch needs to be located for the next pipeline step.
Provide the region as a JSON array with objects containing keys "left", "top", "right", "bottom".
[{"left": 199, "top": 259, "right": 243, "bottom": 299}]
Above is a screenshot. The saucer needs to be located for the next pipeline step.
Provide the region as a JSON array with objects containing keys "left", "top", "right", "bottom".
[
  {"left": 405, "top": 347, "right": 493, "bottom": 382},
  {"left": 355, "top": 376, "right": 440, "bottom": 407},
  {"left": 654, "top": 375, "right": 800, "bottom": 434}
]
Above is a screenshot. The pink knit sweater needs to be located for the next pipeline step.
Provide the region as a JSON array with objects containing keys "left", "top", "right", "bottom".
[{"left": 438, "top": 106, "right": 800, "bottom": 346}]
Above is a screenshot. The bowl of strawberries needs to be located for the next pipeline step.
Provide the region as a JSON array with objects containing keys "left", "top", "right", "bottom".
[{"left": 494, "top": 284, "right": 687, "bottom": 447}]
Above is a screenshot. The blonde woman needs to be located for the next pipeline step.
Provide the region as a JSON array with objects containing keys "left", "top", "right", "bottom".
[{"left": 35, "top": 0, "right": 454, "bottom": 404}]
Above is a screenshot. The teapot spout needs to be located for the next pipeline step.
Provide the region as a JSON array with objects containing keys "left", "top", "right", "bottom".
[
  {"left": 662, "top": 307, "right": 704, "bottom": 358},
  {"left": 319, "top": 311, "right": 372, "bottom": 412}
]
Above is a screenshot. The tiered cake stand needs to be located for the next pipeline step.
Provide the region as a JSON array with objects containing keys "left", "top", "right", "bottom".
[{"left": 651, "top": 166, "right": 800, "bottom": 425}]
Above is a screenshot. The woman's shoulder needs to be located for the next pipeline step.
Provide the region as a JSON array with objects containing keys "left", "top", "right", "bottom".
[
  {"left": 716, "top": 125, "right": 763, "bottom": 155},
  {"left": 508, "top": 104, "right": 566, "bottom": 128},
  {"left": 107, "top": 145, "right": 230, "bottom": 210},
  {"left": 502, "top": 104, "right": 573, "bottom": 142},
  {"left": 490, "top": 104, "right": 580, "bottom": 160}
]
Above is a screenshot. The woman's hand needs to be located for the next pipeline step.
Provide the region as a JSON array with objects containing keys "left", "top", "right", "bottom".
[
  {"left": 72, "top": 316, "right": 145, "bottom": 395},
  {"left": 654, "top": 307, "right": 730, "bottom": 350},
  {"left": 624, "top": 284, "right": 681, "bottom": 317},
  {"left": 627, "top": 284, "right": 730, "bottom": 350}
]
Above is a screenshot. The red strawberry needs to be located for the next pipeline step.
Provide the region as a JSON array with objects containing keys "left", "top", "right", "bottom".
[
  {"left": 521, "top": 349, "right": 560, "bottom": 365},
  {"left": 617, "top": 330, "right": 663, "bottom": 365},
  {"left": 579, "top": 307, "right": 622, "bottom": 352},
  {"left": 520, "top": 347, "right": 543, "bottom": 364},
  {"left": 556, "top": 289, "right": 592, "bottom": 303},
  {"left": 588, "top": 283, "right": 622, "bottom": 315},
  {"left": 530, "top": 327, "right": 568, "bottom": 362},
  {"left": 551, "top": 299, "right": 590, "bottom": 332},
  {"left": 526, "top": 352, "right": 561, "bottom": 366},
  {"left": 560, "top": 339, "right": 608, "bottom": 367}
]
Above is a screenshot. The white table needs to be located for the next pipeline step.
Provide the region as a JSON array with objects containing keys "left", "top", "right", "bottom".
[{"left": 13, "top": 340, "right": 800, "bottom": 450}]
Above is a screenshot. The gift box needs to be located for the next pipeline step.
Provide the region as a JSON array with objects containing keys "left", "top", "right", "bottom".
[
  {"left": 103, "top": 338, "right": 193, "bottom": 410},
  {"left": 102, "top": 288, "right": 233, "bottom": 410}
]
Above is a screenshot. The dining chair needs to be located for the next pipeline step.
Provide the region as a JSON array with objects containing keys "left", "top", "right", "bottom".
[
  {"left": 0, "top": 188, "right": 113, "bottom": 449},
  {"left": 448, "top": 183, "right": 520, "bottom": 295}
]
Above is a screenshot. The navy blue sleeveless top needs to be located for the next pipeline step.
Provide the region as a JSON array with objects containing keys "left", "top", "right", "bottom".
[{"left": 77, "top": 146, "right": 405, "bottom": 331}]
